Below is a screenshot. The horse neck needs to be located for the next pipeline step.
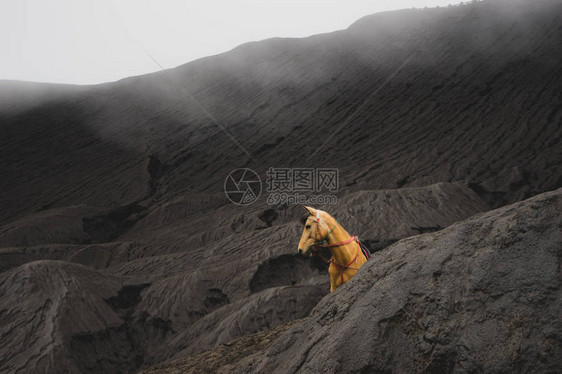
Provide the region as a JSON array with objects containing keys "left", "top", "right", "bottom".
[{"left": 326, "top": 220, "right": 357, "bottom": 266}]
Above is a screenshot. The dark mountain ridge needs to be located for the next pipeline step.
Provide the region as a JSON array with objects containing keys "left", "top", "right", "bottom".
[{"left": 1, "top": 0, "right": 561, "bottom": 226}]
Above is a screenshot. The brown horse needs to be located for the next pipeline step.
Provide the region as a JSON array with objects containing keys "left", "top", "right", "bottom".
[{"left": 298, "top": 206, "right": 370, "bottom": 292}]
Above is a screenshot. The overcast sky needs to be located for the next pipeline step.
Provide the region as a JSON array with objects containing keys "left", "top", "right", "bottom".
[{"left": 1, "top": 0, "right": 462, "bottom": 85}]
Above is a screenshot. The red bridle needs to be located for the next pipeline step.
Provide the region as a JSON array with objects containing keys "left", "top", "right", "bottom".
[{"left": 310, "top": 212, "right": 363, "bottom": 286}]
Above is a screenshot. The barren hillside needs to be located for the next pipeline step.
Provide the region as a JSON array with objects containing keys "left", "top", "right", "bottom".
[{"left": 1, "top": 0, "right": 561, "bottom": 372}]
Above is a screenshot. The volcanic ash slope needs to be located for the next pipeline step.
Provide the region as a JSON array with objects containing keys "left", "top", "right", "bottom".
[{"left": 149, "top": 188, "right": 561, "bottom": 373}]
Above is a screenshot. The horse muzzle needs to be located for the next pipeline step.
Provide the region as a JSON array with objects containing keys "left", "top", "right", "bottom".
[{"left": 298, "top": 246, "right": 313, "bottom": 257}]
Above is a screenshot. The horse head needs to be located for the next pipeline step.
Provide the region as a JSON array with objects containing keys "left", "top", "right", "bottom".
[{"left": 298, "top": 205, "right": 334, "bottom": 257}]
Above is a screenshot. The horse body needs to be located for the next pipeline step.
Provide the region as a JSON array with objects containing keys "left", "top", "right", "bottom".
[{"left": 298, "top": 206, "right": 369, "bottom": 292}]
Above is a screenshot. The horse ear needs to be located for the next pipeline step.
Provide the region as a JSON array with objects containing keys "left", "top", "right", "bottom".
[
  {"left": 301, "top": 205, "right": 317, "bottom": 216},
  {"left": 302, "top": 205, "right": 315, "bottom": 215},
  {"left": 300, "top": 205, "right": 313, "bottom": 225}
]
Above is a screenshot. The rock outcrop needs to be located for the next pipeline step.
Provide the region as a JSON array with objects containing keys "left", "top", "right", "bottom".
[{"left": 0, "top": 261, "right": 123, "bottom": 373}]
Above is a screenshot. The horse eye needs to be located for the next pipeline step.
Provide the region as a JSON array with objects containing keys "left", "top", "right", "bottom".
[{"left": 305, "top": 225, "right": 311, "bottom": 229}]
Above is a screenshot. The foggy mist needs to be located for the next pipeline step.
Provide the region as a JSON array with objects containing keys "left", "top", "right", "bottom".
[{"left": 2, "top": 0, "right": 464, "bottom": 85}]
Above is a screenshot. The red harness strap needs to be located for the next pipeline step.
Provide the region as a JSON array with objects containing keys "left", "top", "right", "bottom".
[
  {"left": 311, "top": 215, "right": 368, "bottom": 289},
  {"left": 331, "top": 245, "right": 361, "bottom": 285},
  {"left": 315, "top": 235, "right": 358, "bottom": 248}
]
